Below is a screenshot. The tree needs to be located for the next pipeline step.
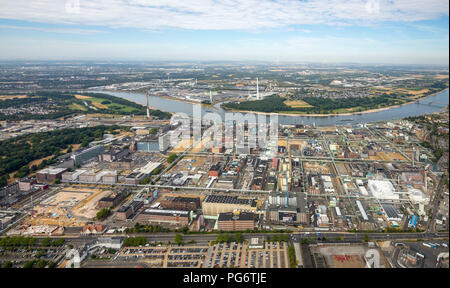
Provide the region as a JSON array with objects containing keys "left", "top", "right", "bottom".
[
  {"left": 52, "top": 238, "right": 65, "bottom": 246},
  {"left": 174, "top": 234, "right": 183, "bottom": 245},
  {"left": 3, "top": 261, "right": 12, "bottom": 268},
  {"left": 40, "top": 238, "right": 52, "bottom": 247},
  {"left": 363, "top": 234, "right": 370, "bottom": 242},
  {"left": 141, "top": 177, "right": 151, "bottom": 185},
  {"left": 234, "top": 233, "right": 244, "bottom": 243},
  {"left": 167, "top": 153, "right": 177, "bottom": 164},
  {"left": 23, "top": 260, "right": 36, "bottom": 268},
  {"left": 149, "top": 128, "right": 158, "bottom": 135},
  {"left": 35, "top": 259, "right": 47, "bottom": 268},
  {"left": 96, "top": 208, "right": 111, "bottom": 221},
  {"left": 288, "top": 246, "right": 297, "bottom": 268}
]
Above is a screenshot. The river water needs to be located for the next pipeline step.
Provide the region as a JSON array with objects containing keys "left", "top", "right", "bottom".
[{"left": 95, "top": 89, "right": 449, "bottom": 126}]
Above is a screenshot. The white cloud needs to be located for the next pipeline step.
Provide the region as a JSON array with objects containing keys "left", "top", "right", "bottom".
[
  {"left": 0, "top": 0, "right": 447, "bottom": 31},
  {"left": 0, "top": 24, "right": 106, "bottom": 34}
]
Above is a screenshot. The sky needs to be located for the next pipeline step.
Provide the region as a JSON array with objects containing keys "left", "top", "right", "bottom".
[{"left": 0, "top": 0, "right": 448, "bottom": 65}]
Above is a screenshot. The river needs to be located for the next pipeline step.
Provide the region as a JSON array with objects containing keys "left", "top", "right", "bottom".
[{"left": 92, "top": 89, "right": 449, "bottom": 126}]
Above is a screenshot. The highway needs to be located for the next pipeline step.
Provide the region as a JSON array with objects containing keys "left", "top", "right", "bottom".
[{"left": 3, "top": 231, "right": 446, "bottom": 247}]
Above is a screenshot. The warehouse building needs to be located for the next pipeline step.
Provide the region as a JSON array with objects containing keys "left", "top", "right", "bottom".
[{"left": 202, "top": 195, "right": 257, "bottom": 216}]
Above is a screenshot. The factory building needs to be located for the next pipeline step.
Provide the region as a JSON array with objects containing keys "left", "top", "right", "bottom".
[
  {"left": 217, "top": 211, "right": 255, "bottom": 231},
  {"left": 0, "top": 183, "right": 20, "bottom": 198},
  {"left": 135, "top": 209, "right": 190, "bottom": 227},
  {"left": 70, "top": 145, "right": 104, "bottom": 166},
  {"left": 208, "top": 162, "right": 222, "bottom": 177},
  {"left": 407, "top": 188, "right": 430, "bottom": 205},
  {"left": 159, "top": 196, "right": 201, "bottom": 211},
  {"left": 108, "top": 158, "right": 134, "bottom": 170},
  {"left": 125, "top": 161, "right": 162, "bottom": 185},
  {"left": 18, "top": 178, "right": 36, "bottom": 192},
  {"left": 62, "top": 170, "right": 87, "bottom": 181},
  {"left": 35, "top": 167, "right": 67, "bottom": 183},
  {"left": 381, "top": 203, "right": 403, "bottom": 222},
  {"left": 202, "top": 195, "right": 257, "bottom": 216},
  {"left": 97, "top": 193, "right": 124, "bottom": 209},
  {"left": 268, "top": 208, "right": 306, "bottom": 224},
  {"left": 98, "top": 148, "right": 129, "bottom": 162},
  {"left": 125, "top": 172, "right": 146, "bottom": 185},
  {"left": 114, "top": 201, "right": 144, "bottom": 221},
  {"left": 368, "top": 179, "right": 399, "bottom": 200},
  {"left": 159, "top": 132, "right": 171, "bottom": 152}
]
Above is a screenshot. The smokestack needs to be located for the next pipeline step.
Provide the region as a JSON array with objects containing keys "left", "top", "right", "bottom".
[
  {"left": 286, "top": 171, "right": 289, "bottom": 208},
  {"left": 256, "top": 77, "right": 260, "bottom": 100},
  {"left": 146, "top": 91, "right": 150, "bottom": 119},
  {"left": 210, "top": 90, "right": 213, "bottom": 103}
]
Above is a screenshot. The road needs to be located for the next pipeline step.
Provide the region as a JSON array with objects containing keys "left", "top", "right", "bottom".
[
  {"left": 3, "top": 231, "right": 446, "bottom": 247},
  {"left": 427, "top": 175, "right": 446, "bottom": 233},
  {"left": 290, "top": 231, "right": 448, "bottom": 243}
]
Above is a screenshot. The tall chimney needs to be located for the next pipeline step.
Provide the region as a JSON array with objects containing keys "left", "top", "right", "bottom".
[
  {"left": 146, "top": 91, "right": 150, "bottom": 119},
  {"left": 256, "top": 77, "right": 260, "bottom": 100}
]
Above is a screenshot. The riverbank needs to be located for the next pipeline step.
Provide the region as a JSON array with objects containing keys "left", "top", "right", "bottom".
[
  {"left": 221, "top": 88, "right": 449, "bottom": 117},
  {"left": 101, "top": 89, "right": 224, "bottom": 108},
  {"left": 94, "top": 88, "right": 449, "bottom": 126}
]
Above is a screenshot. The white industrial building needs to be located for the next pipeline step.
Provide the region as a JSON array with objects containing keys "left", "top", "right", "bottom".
[
  {"left": 159, "top": 132, "right": 172, "bottom": 152},
  {"left": 407, "top": 188, "right": 430, "bottom": 205},
  {"left": 269, "top": 193, "right": 297, "bottom": 207},
  {"left": 368, "top": 179, "right": 399, "bottom": 200}
]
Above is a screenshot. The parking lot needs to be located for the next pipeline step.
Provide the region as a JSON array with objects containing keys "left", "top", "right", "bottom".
[{"left": 205, "top": 241, "right": 289, "bottom": 268}]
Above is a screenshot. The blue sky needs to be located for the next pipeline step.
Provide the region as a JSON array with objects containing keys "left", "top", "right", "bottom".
[{"left": 0, "top": 0, "right": 448, "bottom": 64}]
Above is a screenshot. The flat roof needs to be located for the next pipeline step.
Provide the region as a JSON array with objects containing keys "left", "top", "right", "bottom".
[
  {"left": 139, "top": 161, "right": 162, "bottom": 175},
  {"left": 143, "top": 208, "right": 189, "bottom": 216},
  {"left": 218, "top": 212, "right": 254, "bottom": 221},
  {"left": 37, "top": 167, "right": 67, "bottom": 175},
  {"left": 204, "top": 195, "right": 256, "bottom": 206}
]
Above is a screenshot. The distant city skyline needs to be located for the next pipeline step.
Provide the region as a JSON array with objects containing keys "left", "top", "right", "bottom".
[{"left": 0, "top": 0, "right": 448, "bottom": 64}]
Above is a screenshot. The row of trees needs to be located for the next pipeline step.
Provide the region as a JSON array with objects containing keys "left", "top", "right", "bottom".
[
  {"left": 0, "top": 125, "right": 126, "bottom": 187},
  {"left": 214, "top": 232, "right": 244, "bottom": 244},
  {"left": 0, "top": 236, "right": 64, "bottom": 248},
  {"left": 125, "top": 223, "right": 187, "bottom": 234},
  {"left": 123, "top": 237, "right": 147, "bottom": 247}
]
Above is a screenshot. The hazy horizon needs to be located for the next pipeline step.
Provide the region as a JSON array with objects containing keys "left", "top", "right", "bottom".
[{"left": 0, "top": 0, "right": 448, "bottom": 65}]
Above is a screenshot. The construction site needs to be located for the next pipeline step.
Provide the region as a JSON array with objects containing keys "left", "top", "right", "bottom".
[{"left": 26, "top": 186, "right": 115, "bottom": 228}]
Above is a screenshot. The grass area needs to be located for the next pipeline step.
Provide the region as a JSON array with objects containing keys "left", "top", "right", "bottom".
[
  {"left": 284, "top": 99, "right": 313, "bottom": 108},
  {"left": 0, "top": 95, "right": 28, "bottom": 100},
  {"left": 68, "top": 103, "right": 87, "bottom": 111},
  {"left": 74, "top": 94, "right": 141, "bottom": 114}
]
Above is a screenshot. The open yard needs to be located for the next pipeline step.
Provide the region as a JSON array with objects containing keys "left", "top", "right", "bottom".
[{"left": 284, "top": 99, "right": 313, "bottom": 108}]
